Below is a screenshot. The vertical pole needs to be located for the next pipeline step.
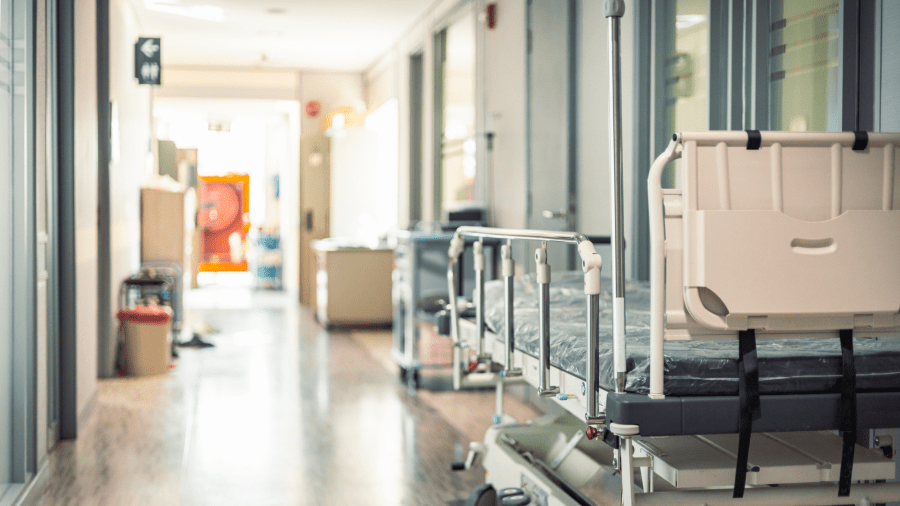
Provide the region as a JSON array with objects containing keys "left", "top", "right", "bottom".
[
  {"left": 474, "top": 239, "right": 489, "bottom": 359},
  {"left": 502, "top": 242, "right": 521, "bottom": 376},
  {"left": 448, "top": 264, "right": 462, "bottom": 391},
  {"left": 57, "top": 0, "right": 78, "bottom": 440},
  {"left": 621, "top": 438, "right": 636, "bottom": 506},
  {"left": 97, "top": 0, "right": 111, "bottom": 378},
  {"left": 494, "top": 380, "right": 504, "bottom": 425},
  {"left": 536, "top": 244, "right": 559, "bottom": 397},
  {"left": 586, "top": 294, "right": 601, "bottom": 420},
  {"left": 606, "top": 1, "right": 627, "bottom": 394}
]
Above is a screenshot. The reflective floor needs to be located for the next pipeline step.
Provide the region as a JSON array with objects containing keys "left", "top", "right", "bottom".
[{"left": 36, "top": 289, "right": 542, "bottom": 506}]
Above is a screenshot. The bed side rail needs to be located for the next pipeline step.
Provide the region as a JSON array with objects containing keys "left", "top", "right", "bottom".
[{"left": 447, "top": 226, "right": 606, "bottom": 426}]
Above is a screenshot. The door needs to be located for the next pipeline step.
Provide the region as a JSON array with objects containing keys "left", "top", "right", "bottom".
[
  {"left": 527, "top": 0, "right": 577, "bottom": 269},
  {"left": 299, "top": 135, "right": 330, "bottom": 306}
]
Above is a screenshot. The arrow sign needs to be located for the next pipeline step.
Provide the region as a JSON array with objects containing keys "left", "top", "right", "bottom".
[
  {"left": 134, "top": 37, "right": 161, "bottom": 85},
  {"left": 140, "top": 39, "right": 159, "bottom": 58}
]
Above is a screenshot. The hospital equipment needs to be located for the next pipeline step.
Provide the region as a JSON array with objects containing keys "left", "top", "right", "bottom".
[
  {"left": 449, "top": 129, "right": 900, "bottom": 506},
  {"left": 444, "top": 1, "right": 900, "bottom": 504},
  {"left": 391, "top": 230, "right": 501, "bottom": 389}
]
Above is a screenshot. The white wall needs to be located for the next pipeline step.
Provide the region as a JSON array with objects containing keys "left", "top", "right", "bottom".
[
  {"left": 330, "top": 128, "right": 379, "bottom": 239},
  {"left": 298, "top": 72, "right": 366, "bottom": 136},
  {"left": 104, "top": 0, "right": 154, "bottom": 377},
  {"left": 366, "top": 0, "right": 477, "bottom": 226},
  {"left": 365, "top": 0, "right": 635, "bottom": 272},
  {"left": 75, "top": 0, "right": 99, "bottom": 419}
]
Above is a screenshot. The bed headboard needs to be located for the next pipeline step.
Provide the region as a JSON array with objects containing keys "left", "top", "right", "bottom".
[{"left": 658, "top": 131, "right": 900, "bottom": 339}]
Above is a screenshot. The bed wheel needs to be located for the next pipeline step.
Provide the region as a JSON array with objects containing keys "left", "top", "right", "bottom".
[
  {"left": 465, "top": 484, "right": 496, "bottom": 506},
  {"left": 497, "top": 487, "right": 531, "bottom": 505}
]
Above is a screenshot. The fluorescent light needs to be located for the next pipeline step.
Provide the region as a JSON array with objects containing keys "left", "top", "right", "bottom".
[
  {"left": 675, "top": 14, "right": 706, "bottom": 29},
  {"left": 144, "top": 0, "right": 224, "bottom": 22}
]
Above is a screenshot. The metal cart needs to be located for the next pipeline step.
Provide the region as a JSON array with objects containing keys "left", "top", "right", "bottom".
[{"left": 391, "top": 230, "right": 500, "bottom": 388}]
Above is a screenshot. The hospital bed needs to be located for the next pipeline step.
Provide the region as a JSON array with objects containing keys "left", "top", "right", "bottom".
[
  {"left": 440, "top": 2, "right": 900, "bottom": 503},
  {"left": 448, "top": 128, "right": 900, "bottom": 506}
]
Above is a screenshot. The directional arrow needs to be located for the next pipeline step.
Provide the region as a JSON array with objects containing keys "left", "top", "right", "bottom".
[{"left": 140, "top": 39, "right": 159, "bottom": 58}]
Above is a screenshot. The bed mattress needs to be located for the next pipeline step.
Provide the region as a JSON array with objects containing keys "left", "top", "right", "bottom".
[{"left": 482, "top": 271, "right": 900, "bottom": 396}]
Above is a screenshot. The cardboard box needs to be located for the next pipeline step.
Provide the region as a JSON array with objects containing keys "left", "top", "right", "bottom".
[{"left": 141, "top": 187, "right": 185, "bottom": 264}]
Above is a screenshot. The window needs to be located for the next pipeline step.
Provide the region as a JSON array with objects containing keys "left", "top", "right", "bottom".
[
  {"left": 769, "top": 0, "right": 841, "bottom": 131},
  {"left": 436, "top": 9, "right": 477, "bottom": 216}
]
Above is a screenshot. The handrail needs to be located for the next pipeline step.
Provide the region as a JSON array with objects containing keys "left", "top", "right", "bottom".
[
  {"left": 447, "top": 226, "right": 604, "bottom": 422},
  {"left": 648, "top": 136, "right": 682, "bottom": 400}
]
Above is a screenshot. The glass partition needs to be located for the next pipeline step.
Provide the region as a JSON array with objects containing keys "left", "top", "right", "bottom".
[
  {"left": 438, "top": 9, "right": 476, "bottom": 214},
  {"left": 769, "top": 0, "right": 840, "bottom": 131}
]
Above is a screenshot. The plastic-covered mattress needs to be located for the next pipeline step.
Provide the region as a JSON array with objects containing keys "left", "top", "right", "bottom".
[{"left": 483, "top": 271, "right": 900, "bottom": 396}]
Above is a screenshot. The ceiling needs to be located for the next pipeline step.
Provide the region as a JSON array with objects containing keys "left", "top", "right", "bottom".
[{"left": 128, "top": 0, "right": 438, "bottom": 71}]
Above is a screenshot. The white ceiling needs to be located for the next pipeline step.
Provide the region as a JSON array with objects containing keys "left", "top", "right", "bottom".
[{"left": 128, "top": 0, "right": 438, "bottom": 71}]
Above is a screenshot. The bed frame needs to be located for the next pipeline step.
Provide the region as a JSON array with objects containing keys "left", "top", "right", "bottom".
[
  {"left": 443, "top": 2, "right": 900, "bottom": 505},
  {"left": 448, "top": 128, "right": 900, "bottom": 505}
]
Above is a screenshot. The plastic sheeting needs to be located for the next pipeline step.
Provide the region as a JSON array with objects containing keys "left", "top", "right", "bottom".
[{"left": 482, "top": 271, "right": 900, "bottom": 396}]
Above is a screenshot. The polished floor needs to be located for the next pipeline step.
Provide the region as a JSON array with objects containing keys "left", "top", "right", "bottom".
[{"left": 36, "top": 288, "right": 543, "bottom": 506}]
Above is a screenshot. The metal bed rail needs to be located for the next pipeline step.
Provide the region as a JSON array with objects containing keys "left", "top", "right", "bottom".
[{"left": 446, "top": 226, "right": 607, "bottom": 426}]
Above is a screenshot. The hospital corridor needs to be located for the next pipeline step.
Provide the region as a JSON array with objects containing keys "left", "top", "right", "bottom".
[{"left": 2, "top": 0, "right": 900, "bottom": 505}]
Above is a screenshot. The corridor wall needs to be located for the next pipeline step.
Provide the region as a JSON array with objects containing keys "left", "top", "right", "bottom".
[
  {"left": 101, "top": 0, "right": 154, "bottom": 378},
  {"left": 74, "top": 0, "right": 99, "bottom": 421}
]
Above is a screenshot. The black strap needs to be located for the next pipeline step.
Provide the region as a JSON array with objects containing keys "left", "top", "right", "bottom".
[
  {"left": 838, "top": 329, "right": 857, "bottom": 497},
  {"left": 852, "top": 131, "right": 869, "bottom": 151},
  {"left": 734, "top": 329, "right": 761, "bottom": 498},
  {"left": 746, "top": 130, "right": 762, "bottom": 150}
]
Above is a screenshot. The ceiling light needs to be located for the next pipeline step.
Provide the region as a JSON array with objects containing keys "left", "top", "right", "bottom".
[
  {"left": 675, "top": 14, "right": 706, "bottom": 29},
  {"left": 145, "top": 0, "right": 224, "bottom": 22}
]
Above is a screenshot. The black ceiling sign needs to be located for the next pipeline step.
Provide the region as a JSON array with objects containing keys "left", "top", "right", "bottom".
[{"left": 135, "top": 37, "right": 161, "bottom": 85}]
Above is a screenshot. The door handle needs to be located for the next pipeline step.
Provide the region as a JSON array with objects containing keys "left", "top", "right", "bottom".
[
  {"left": 542, "top": 209, "right": 568, "bottom": 220},
  {"left": 306, "top": 210, "right": 314, "bottom": 232}
]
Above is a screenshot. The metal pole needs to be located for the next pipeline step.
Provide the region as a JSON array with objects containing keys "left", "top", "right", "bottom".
[
  {"left": 502, "top": 242, "right": 521, "bottom": 377},
  {"left": 474, "top": 239, "right": 489, "bottom": 360},
  {"left": 621, "top": 438, "right": 636, "bottom": 506},
  {"left": 606, "top": 1, "right": 627, "bottom": 394},
  {"left": 495, "top": 380, "right": 504, "bottom": 424},
  {"left": 536, "top": 245, "right": 559, "bottom": 397},
  {"left": 586, "top": 294, "right": 602, "bottom": 421},
  {"left": 447, "top": 263, "right": 463, "bottom": 390}
]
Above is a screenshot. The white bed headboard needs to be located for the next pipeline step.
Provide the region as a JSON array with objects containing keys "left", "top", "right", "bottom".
[{"left": 656, "top": 131, "right": 900, "bottom": 339}]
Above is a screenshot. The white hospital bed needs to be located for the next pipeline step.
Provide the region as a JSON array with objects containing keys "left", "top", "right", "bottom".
[
  {"left": 440, "top": 3, "right": 900, "bottom": 504},
  {"left": 447, "top": 129, "right": 900, "bottom": 506}
]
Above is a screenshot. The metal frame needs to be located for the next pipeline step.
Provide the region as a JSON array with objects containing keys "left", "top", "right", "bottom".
[
  {"left": 408, "top": 51, "right": 424, "bottom": 223},
  {"left": 44, "top": 0, "right": 60, "bottom": 445},
  {"left": 96, "top": 0, "right": 112, "bottom": 378},
  {"left": 11, "top": 0, "right": 37, "bottom": 482},
  {"left": 56, "top": 0, "right": 78, "bottom": 441},
  {"left": 431, "top": 28, "right": 445, "bottom": 222},
  {"left": 446, "top": 226, "right": 605, "bottom": 423}
]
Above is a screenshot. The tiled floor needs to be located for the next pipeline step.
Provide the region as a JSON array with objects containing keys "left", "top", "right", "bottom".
[{"left": 35, "top": 289, "right": 544, "bottom": 506}]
